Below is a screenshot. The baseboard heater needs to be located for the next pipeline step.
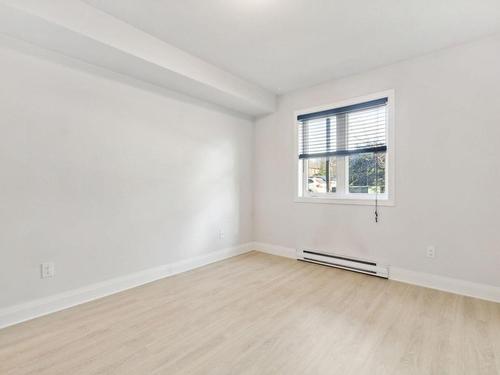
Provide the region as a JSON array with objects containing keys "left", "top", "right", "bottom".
[{"left": 297, "top": 249, "right": 389, "bottom": 279}]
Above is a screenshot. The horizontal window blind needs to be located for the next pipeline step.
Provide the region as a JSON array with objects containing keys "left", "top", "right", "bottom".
[{"left": 298, "top": 97, "right": 387, "bottom": 159}]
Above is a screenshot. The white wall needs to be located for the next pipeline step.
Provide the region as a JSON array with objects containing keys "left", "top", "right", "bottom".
[
  {"left": 2, "top": 31, "right": 500, "bottom": 314},
  {"left": 0, "top": 38, "right": 254, "bottom": 308},
  {"left": 254, "top": 35, "right": 500, "bottom": 287}
]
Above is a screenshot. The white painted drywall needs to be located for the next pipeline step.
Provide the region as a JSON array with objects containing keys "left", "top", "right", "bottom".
[
  {"left": 86, "top": 0, "right": 500, "bottom": 93},
  {"left": 0, "top": 37, "right": 254, "bottom": 308},
  {"left": 254, "top": 35, "right": 500, "bottom": 287},
  {"left": 0, "top": 0, "right": 275, "bottom": 116}
]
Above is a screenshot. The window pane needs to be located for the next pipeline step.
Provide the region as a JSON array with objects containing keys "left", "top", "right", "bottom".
[
  {"left": 348, "top": 152, "right": 386, "bottom": 194},
  {"left": 306, "top": 157, "right": 337, "bottom": 193}
]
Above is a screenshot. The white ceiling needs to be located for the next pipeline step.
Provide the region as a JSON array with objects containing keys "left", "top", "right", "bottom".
[
  {"left": 0, "top": 0, "right": 276, "bottom": 116},
  {"left": 85, "top": 0, "right": 500, "bottom": 94}
]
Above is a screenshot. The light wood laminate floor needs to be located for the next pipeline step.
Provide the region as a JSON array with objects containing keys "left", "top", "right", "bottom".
[{"left": 1, "top": 251, "right": 499, "bottom": 375}]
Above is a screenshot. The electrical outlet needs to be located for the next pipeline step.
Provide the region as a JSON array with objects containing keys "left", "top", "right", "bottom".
[
  {"left": 218, "top": 230, "right": 225, "bottom": 240},
  {"left": 426, "top": 246, "right": 436, "bottom": 259},
  {"left": 41, "top": 262, "right": 55, "bottom": 279}
]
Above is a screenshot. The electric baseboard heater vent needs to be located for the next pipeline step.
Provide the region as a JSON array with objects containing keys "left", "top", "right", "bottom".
[{"left": 297, "top": 249, "right": 389, "bottom": 279}]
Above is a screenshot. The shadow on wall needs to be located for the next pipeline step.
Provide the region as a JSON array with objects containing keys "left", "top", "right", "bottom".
[{"left": 175, "top": 139, "right": 241, "bottom": 260}]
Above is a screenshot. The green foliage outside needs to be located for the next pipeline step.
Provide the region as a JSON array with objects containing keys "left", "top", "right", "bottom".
[{"left": 348, "top": 152, "right": 385, "bottom": 193}]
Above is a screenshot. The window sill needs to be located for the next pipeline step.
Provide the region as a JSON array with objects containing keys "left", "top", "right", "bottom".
[{"left": 294, "top": 196, "right": 395, "bottom": 206}]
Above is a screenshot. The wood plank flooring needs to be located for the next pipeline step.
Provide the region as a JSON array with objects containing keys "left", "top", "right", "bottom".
[{"left": 1, "top": 251, "right": 499, "bottom": 375}]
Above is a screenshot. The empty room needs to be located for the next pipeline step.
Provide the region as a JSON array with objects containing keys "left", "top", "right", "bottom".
[{"left": 1, "top": 1, "right": 500, "bottom": 374}]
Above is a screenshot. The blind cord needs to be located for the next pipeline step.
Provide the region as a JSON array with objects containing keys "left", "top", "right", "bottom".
[{"left": 375, "top": 153, "right": 379, "bottom": 223}]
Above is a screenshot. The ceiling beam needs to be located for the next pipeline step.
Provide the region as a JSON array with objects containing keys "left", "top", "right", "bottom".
[{"left": 0, "top": 0, "right": 276, "bottom": 117}]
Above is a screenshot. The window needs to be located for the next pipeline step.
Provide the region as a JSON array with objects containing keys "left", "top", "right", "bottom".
[{"left": 295, "top": 91, "right": 394, "bottom": 205}]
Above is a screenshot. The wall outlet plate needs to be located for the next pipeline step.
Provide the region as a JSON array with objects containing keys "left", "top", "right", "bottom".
[
  {"left": 41, "top": 262, "right": 55, "bottom": 278},
  {"left": 426, "top": 246, "right": 436, "bottom": 258}
]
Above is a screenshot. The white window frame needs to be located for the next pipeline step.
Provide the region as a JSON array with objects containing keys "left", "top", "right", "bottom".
[{"left": 294, "top": 90, "right": 395, "bottom": 206}]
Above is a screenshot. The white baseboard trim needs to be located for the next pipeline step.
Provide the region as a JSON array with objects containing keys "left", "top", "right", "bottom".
[
  {"left": 0, "top": 243, "right": 253, "bottom": 330},
  {"left": 253, "top": 242, "right": 297, "bottom": 259},
  {"left": 390, "top": 267, "right": 500, "bottom": 303},
  {"left": 253, "top": 242, "right": 500, "bottom": 303}
]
